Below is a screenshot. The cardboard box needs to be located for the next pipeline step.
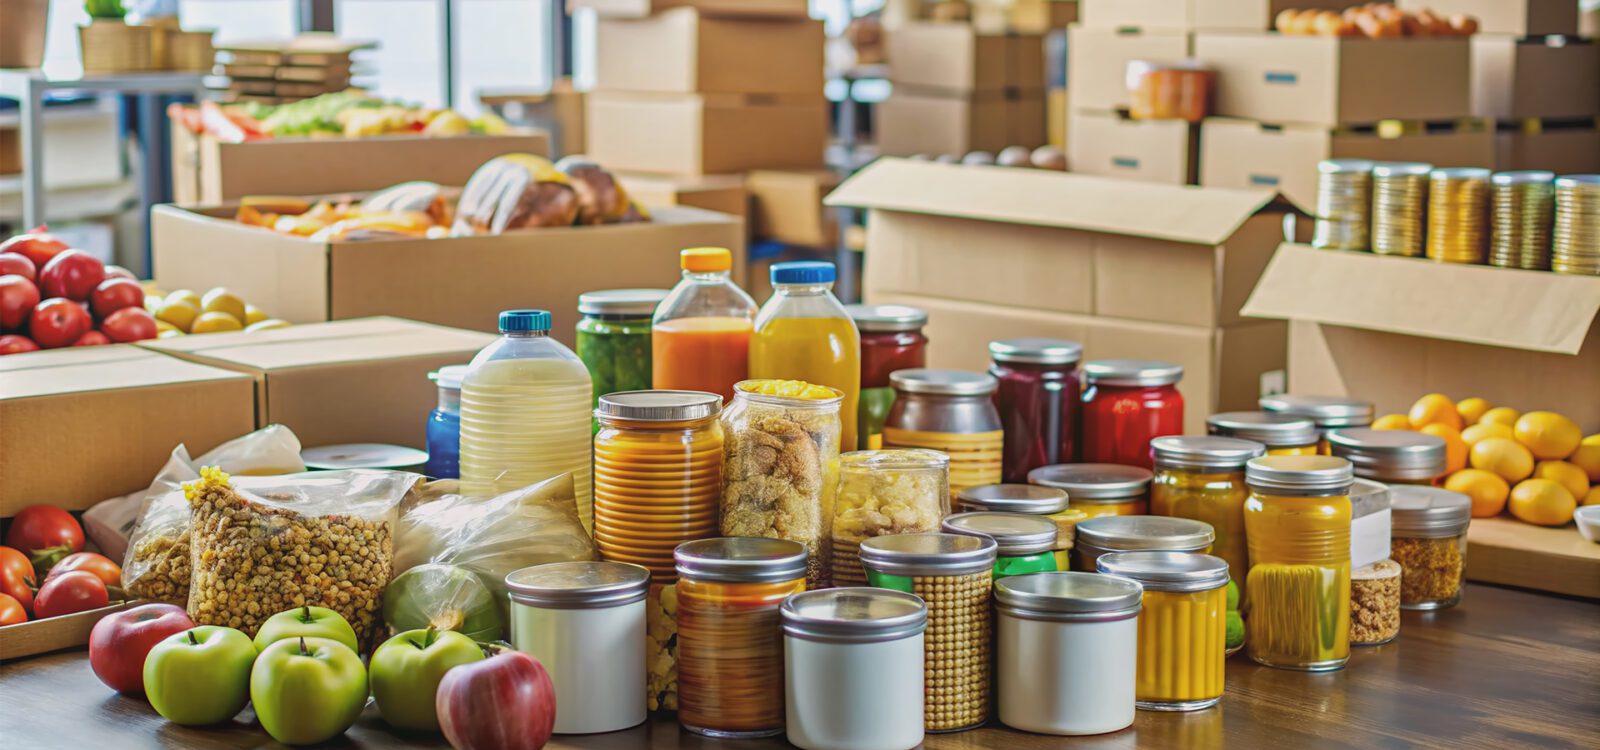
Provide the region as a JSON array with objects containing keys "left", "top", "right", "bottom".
[
  {"left": 1067, "top": 26, "right": 1190, "bottom": 111},
  {"left": 876, "top": 86, "right": 1048, "bottom": 156},
  {"left": 1200, "top": 117, "right": 1496, "bottom": 213},
  {"left": 151, "top": 201, "right": 745, "bottom": 337},
  {"left": 568, "top": 0, "right": 808, "bottom": 18},
  {"left": 1243, "top": 244, "right": 1600, "bottom": 430},
  {"left": 887, "top": 22, "right": 1045, "bottom": 92},
  {"left": 585, "top": 91, "right": 827, "bottom": 175},
  {"left": 593, "top": 10, "right": 824, "bottom": 95},
  {"left": 0, "top": 108, "right": 121, "bottom": 186},
  {"left": 1466, "top": 517, "right": 1600, "bottom": 600},
  {"left": 170, "top": 129, "right": 550, "bottom": 206},
  {"left": 1399, "top": 0, "right": 1579, "bottom": 37},
  {"left": 1195, "top": 33, "right": 1471, "bottom": 126},
  {"left": 0, "top": 346, "right": 256, "bottom": 515},
  {"left": 1067, "top": 110, "right": 1198, "bottom": 185},
  {"left": 1472, "top": 36, "right": 1600, "bottom": 121},
  {"left": 1048, "top": 86, "right": 1067, "bottom": 147},
  {"left": 745, "top": 169, "right": 841, "bottom": 248},
  {"left": 139, "top": 318, "right": 495, "bottom": 449},
  {"left": 972, "top": 0, "right": 1079, "bottom": 34},
  {"left": 621, "top": 172, "right": 749, "bottom": 220},
  {"left": 1081, "top": 0, "right": 1342, "bottom": 31},
  {"left": 1496, "top": 124, "right": 1600, "bottom": 173},
  {"left": 0, "top": 602, "right": 136, "bottom": 661}
]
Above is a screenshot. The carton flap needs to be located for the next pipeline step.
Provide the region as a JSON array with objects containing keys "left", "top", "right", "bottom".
[
  {"left": 825, "top": 159, "right": 1280, "bottom": 245},
  {"left": 1243, "top": 244, "right": 1600, "bottom": 354},
  {"left": 0, "top": 345, "right": 251, "bottom": 400},
  {"left": 137, "top": 317, "right": 493, "bottom": 370}
]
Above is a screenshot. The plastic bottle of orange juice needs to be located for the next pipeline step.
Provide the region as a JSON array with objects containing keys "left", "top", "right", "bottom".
[
  {"left": 749, "top": 261, "right": 862, "bottom": 451},
  {"left": 652, "top": 247, "right": 758, "bottom": 404}
]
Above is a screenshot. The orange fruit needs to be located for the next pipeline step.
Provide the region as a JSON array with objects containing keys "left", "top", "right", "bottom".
[
  {"left": 1468, "top": 437, "right": 1534, "bottom": 483},
  {"left": 1455, "top": 397, "right": 1492, "bottom": 425},
  {"left": 1444, "top": 469, "right": 1510, "bottom": 518},
  {"left": 1408, "top": 393, "right": 1462, "bottom": 430},
  {"left": 1585, "top": 486, "right": 1600, "bottom": 506},
  {"left": 1420, "top": 424, "right": 1468, "bottom": 474},
  {"left": 1571, "top": 435, "right": 1600, "bottom": 482},
  {"left": 1460, "top": 423, "right": 1513, "bottom": 447},
  {"left": 1478, "top": 407, "right": 1521, "bottom": 429},
  {"left": 1533, "top": 461, "right": 1591, "bottom": 501},
  {"left": 1507, "top": 479, "right": 1576, "bottom": 526},
  {"left": 1372, "top": 413, "right": 1411, "bottom": 431},
  {"left": 1514, "top": 411, "right": 1582, "bottom": 461}
]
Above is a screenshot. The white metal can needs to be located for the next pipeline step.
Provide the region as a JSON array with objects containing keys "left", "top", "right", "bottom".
[
  {"left": 506, "top": 561, "right": 651, "bottom": 734},
  {"left": 783, "top": 588, "right": 927, "bottom": 750}
]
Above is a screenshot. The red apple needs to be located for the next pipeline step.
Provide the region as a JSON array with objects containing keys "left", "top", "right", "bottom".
[
  {"left": 73, "top": 330, "right": 110, "bottom": 346},
  {"left": 0, "top": 274, "right": 40, "bottom": 331},
  {"left": 89, "top": 603, "right": 196, "bottom": 694},
  {"left": 103, "top": 264, "right": 137, "bottom": 281},
  {"left": 0, "top": 227, "right": 69, "bottom": 271},
  {"left": 0, "top": 334, "right": 39, "bottom": 355},
  {"left": 0, "top": 253, "right": 36, "bottom": 283},
  {"left": 101, "top": 307, "right": 157, "bottom": 343},
  {"left": 90, "top": 278, "right": 144, "bottom": 319},
  {"left": 437, "top": 652, "right": 556, "bottom": 750},
  {"left": 29, "top": 298, "right": 91, "bottom": 348},
  {"left": 39, "top": 249, "right": 105, "bottom": 302}
]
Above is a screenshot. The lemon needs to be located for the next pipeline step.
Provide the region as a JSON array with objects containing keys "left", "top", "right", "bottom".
[
  {"left": 158, "top": 328, "right": 185, "bottom": 338},
  {"left": 245, "top": 318, "right": 291, "bottom": 332},
  {"left": 1408, "top": 393, "right": 1462, "bottom": 430},
  {"left": 1507, "top": 479, "right": 1576, "bottom": 526},
  {"left": 1478, "top": 407, "right": 1521, "bottom": 429},
  {"left": 1444, "top": 469, "right": 1510, "bottom": 518},
  {"left": 1372, "top": 413, "right": 1411, "bottom": 431},
  {"left": 1455, "top": 397, "right": 1492, "bottom": 425},
  {"left": 155, "top": 300, "right": 201, "bottom": 333},
  {"left": 191, "top": 311, "right": 245, "bottom": 334},
  {"left": 153, "top": 319, "right": 178, "bottom": 334},
  {"left": 165, "top": 288, "right": 203, "bottom": 309},
  {"left": 201, "top": 288, "right": 248, "bottom": 324},
  {"left": 1585, "top": 486, "right": 1600, "bottom": 506},
  {"left": 1461, "top": 423, "right": 1513, "bottom": 447},
  {"left": 1533, "top": 461, "right": 1590, "bottom": 501},
  {"left": 244, "top": 304, "right": 269, "bottom": 326},
  {"left": 1420, "top": 423, "right": 1468, "bottom": 474},
  {"left": 1512, "top": 411, "right": 1582, "bottom": 461},
  {"left": 1572, "top": 435, "right": 1600, "bottom": 482},
  {"left": 1469, "top": 437, "right": 1534, "bottom": 483}
]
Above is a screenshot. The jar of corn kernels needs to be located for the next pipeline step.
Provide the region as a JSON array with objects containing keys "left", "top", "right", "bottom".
[{"left": 860, "top": 533, "right": 998, "bottom": 733}]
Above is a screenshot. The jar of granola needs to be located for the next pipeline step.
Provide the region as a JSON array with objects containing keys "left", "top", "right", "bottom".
[
  {"left": 1389, "top": 486, "right": 1472, "bottom": 610},
  {"left": 1349, "top": 559, "right": 1401, "bottom": 646},
  {"left": 956, "top": 484, "right": 1083, "bottom": 572},
  {"left": 831, "top": 449, "right": 951, "bottom": 586}
]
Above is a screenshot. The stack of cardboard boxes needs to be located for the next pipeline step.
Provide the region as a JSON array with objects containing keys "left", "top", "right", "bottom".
[{"left": 877, "top": 22, "right": 1048, "bottom": 157}]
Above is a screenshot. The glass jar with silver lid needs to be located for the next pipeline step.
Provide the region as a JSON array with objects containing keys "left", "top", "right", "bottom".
[
  {"left": 1327, "top": 427, "right": 1448, "bottom": 485},
  {"left": 783, "top": 588, "right": 928, "bottom": 750},
  {"left": 883, "top": 369, "right": 1004, "bottom": 499},
  {"left": 1096, "top": 551, "right": 1232, "bottom": 711},
  {"left": 957, "top": 484, "right": 1081, "bottom": 570},
  {"left": 1258, "top": 394, "right": 1376, "bottom": 442},
  {"left": 1029, "top": 463, "right": 1155, "bottom": 518},
  {"left": 941, "top": 511, "right": 1059, "bottom": 578},
  {"left": 1389, "top": 486, "right": 1473, "bottom": 611},
  {"left": 1074, "top": 515, "right": 1216, "bottom": 573},
  {"left": 1207, "top": 411, "right": 1321, "bottom": 455}
]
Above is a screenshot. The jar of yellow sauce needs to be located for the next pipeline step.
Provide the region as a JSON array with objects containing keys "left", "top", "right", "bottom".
[
  {"left": 1073, "top": 515, "right": 1214, "bottom": 573},
  {"left": 956, "top": 484, "right": 1085, "bottom": 572},
  {"left": 1258, "top": 395, "right": 1375, "bottom": 453},
  {"left": 1207, "top": 411, "right": 1320, "bottom": 456},
  {"left": 1243, "top": 455, "right": 1354, "bottom": 672},
  {"left": 1028, "top": 463, "right": 1153, "bottom": 518},
  {"left": 1326, "top": 427, "right": 1447, "bottom": 485},
  {"left": 1150, "top": 435, "right": 1265, "bottom": 609},
  {"left": 1096, "top": 551, "right": 1230, "bottom": 712},
  {"left": 883, "top": 369, "right": 1004, "bottom": 500}
]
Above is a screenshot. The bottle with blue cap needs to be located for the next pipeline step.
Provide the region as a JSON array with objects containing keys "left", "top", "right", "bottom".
[
  {"left": 424, "top": 364, "right": 468, "bottom": 479},
  {"left": 750, "top": 261, "right": 862, "bottom": 451},
  {"left": 459, "top": 309, "right": 596, "bottom": 531}
]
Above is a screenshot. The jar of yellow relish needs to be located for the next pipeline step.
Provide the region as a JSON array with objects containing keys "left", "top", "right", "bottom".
[{"left": 1096, "top": 551, "right": 1230, "bottom": 711}]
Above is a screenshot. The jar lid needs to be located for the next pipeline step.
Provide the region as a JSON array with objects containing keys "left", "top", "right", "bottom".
[
  {"left": 771, "top": 260, "right": 836, "bottom": 285},
  {"left": 596, "top": 390, "right": 722, "bottom": 421},
  {"left": 844, "top": 304, "right": 928, "bottom": 332},
  {"left": 1095, "top": 551, "right": 1230, "bottom": 593},
  {"left": 889, "top": 368, "right": 997, "bottom": 397},
  {"left": 681, "top": 247, "right": 731, "bottom": 272},
  {"left": 1432, "top": 167, "right": 1492, "bottom": 181},
  {"left": 499, "top": 309, "right": 551, "bottom": 333},
  {"left": 505, "top": 561, "right": 651, "bottom": 609},
  {"left": 956, "top": 484, "right": 1069, "bottom": 515},
  {"left": 1245, "top": 455, "right": 1355, "bottom": 494},
  {"left": 429, "top": 364, "right": 468, "bottom": 391},
  {"left": 1389, "top": 485, "right": 1472, "bottom": 537},
  {"left": 1351, "top": 478, "right": 1392, "bottom": 519},
  {"left": 1370, "top": 162, "right": 1433, "bottom": 178},
  {"left": 1353, "top": 559, "right": 1402, "bottom": 581},
  {"left": 940, "top": 512, "right": 1059, "bottom": 555},
  {"left": 780, "top": 588, "right": 927, "bottom": 644},
  {"left": 1319, "top": 159, "right": 1374, "bottom": 174},
  {"left": 858, "top": 533, "right": 999, "bottom": 577},
  {"left": 1326, "top": 428, "right": 1447, "bottom": 482},
  {"left": 577, "top": 288, "right": 669, "bottom": 316},
  {"left": 1028, "top": 463, "right": 1153, "bottom": 501},
  {"left": 1082, "top": 359, "right": 1183, "bottom": 387},
  {"left": 674, "top": 537, "right": 808, "bottom": 583},
  {"left": 1258, "top": 394, "right": 1376, "bottom": 428},
  {"left": 988, "top": 337, "right": 1083, "bottom": 365},
  {"left": 1150, "top": 436, "right": 1266, "bottom": 471},
  {"left": 841, "top": 448, "right": 950, "bottom": 472},
  {"left": 1075, "top": 515, "right": 1215, "bottom": 552},
  {"left": 1206, "top": 411, "right": 1320, "bottom": 448},
  {"left": 1555, "top": 175, "right": 1600, "bottom": 189},
  {"left": 1492, "top": 170, "right": 1555, "bottom": 186},
  {"left": 994, "top": 571, "right": 1143, "bottom": 622}
]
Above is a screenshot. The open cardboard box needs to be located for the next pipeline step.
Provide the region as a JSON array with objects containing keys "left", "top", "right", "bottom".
[
  {"left": 568, "top": 0, "right": 808, "bottom": 18},
  {"left": 1079, "top": 0, "right": 1344, "bottom": 31},
  {"left": 1068, "top": 109, "right": 1198, "bottom": 185},
  {"left": 1067, "top": 26, "right": 1191, "bottom": 111},
  {"left": 1399, "top": 0, "right": 1579, "bottom": 37},
  {"left": 1471, "top": 36, "right": 1600, "bottom": 122},
  {"left": 593, "top": 9, "right": 823, "bottom": 95}
]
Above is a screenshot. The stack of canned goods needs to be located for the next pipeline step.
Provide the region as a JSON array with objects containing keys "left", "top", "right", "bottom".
[
  {"left": 1312, "top": 159, "right": 1373, "bottom": 251},
  {"left": 1552, "top": 175, "right": 1600, "bottom": 275},
  {"left": 1489, "top": 171, "right": 1555, "bottom": 270}
]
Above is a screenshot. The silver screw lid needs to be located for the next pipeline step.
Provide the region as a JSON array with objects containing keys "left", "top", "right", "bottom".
[
  {"left": 781, "top": 588, "right": 927, "bottom": 644},
  {"left": 1082, "top": 359, "right": 1183, "bottom": 387},
  {"left": 596, "top": 390, "right": 722, "bottom": 421},
  {"left": 1320, "top": 159, "right": 1375, "bottom": 174},
  {"left": 1258, "top": 394, "right": 1376, "bottom": 429},
  {"left": 941, "top": 512, "right": 1059, "bottom": 555},
  {"left": 1150, "top": 436, "right": 1266, "bottom": 472},
  {"left": 1371, "top": 162, "right": 1433, "bottom": 178},
  {"left": 1326, "top": 428, "right": 1448, "bottom": 482},
  {"left": 1075, "top": 515, "right": 1215, "bottom": 552},
  {"left": 1245, "top": 455, "right": 1355, "bottom": 495},
  {"left": 1096, "top": 551, "right": 1231, "bottom": 593},
  {"left": 1389, "top": 486, "right": 1473, "bottom": 538},
  {"left": 1207, "top": 411, "right": 1320, "bottom": 449},
  {"left": 577, "top": 288, "right": 669, "bottom": 316},
  {"left": 674, "top": 537, "right": 808, "bottom": 583},
  {"left": 1028, "top": 463, "right": 1153, "bottom": 501},
  {"left": 889, "top": 368, "right": 997, "bottom": 397},
  {"left": 505, "top": 561, "right": 651, "bottom": 609},
  {"left": 994, "top": 571, "right": 1143, "bottom": 622},
  {"left": 844, "top": 304, "right": 929, "bottom": 333},
  {"left": 988, "top": 337, "right": 1083, "bottom": 365},
  {"left": 956, "top": 484, "right": 1070, "bottom": 515},
  {"left": 858, "top": 533, "right": 999, "bottom": 578}
]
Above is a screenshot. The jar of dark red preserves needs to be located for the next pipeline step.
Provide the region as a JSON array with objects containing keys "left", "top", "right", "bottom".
[
  {"left": 1080, "top": 360, "right": 1184, "bottom": 469},
  {"left": 989, "top": 338, "right": 1083, "bottom": 483},
  {"left": 846, "top": 304, "right": 929, "bottom": 450}
]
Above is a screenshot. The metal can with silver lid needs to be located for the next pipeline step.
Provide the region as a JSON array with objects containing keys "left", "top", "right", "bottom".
[
  {"left": 1096, "top": 552, "right": 1230, "bottom": 712},
  {"left": 1207, "top": 411, "right": 1320, "bottom": 455},
  {"left": 957, "top": 484, "right": 1082, "bottom": 570},
  {"left": 1259, "top": 394, "right": 1376, "bottom": 442},
  {"left": 783, "top": 588, "right": 928, "bottom": 750},
  {"left": 506, "top": 561, "right": 652, "bottom": 734},
  {"left": 1389, "top": 486, "right": 1473, "bottom": 611},
  {"left": 884, "top": 369, "right": 1004, "bottom": 500},
  {"left": 1327, "top": 427, "right": 1448, "bottom": 485},
  {"left": 1074, "top": 515, "right": 1216, "bottom": 572},
  {"left": 1029, "top": 463, "right": 1155, "bottom": 518},
  {"left": 941, "top": 511, "right": 1059, "bottom": 579}
]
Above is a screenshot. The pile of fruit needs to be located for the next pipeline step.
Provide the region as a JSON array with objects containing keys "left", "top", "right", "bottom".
[
  {"left": 143, "top": 286, "right": 289, "bottom": 338},
  {"left": 1, "top": 505, "right": 127, "bottom": 626},
  {"left": 169, "top": 92, "right": 510, "bottom": 142},
  {"left": 1373, "top": 394, "right": 1599, "bottom": 527},
  {"left": 1275, "top": 3, "right": 1479, "bottom": 37},
  {"left": 0, "top": 228, "right": 157, "bottom": 354}
]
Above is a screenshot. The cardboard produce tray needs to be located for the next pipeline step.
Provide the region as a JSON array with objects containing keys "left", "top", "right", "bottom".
[
  {"left": 0, "top": 602, "right": 137, "bottom": 661},
  {"left": 1466, "top": 517, "right": 1600, "bottom": 600}
]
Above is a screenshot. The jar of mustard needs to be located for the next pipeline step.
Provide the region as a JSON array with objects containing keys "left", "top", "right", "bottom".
[{"left": 1149, "top": 435, "right": 1265, "bottom": 606}]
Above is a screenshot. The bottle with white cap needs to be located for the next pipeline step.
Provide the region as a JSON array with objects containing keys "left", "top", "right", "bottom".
[{"left": 425, "top": 364, "right": 467, "bottom": 479}]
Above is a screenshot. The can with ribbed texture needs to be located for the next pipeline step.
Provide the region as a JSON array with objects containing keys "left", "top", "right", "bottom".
[
  {"left": 1553, "top": 175, "right": 1600, "bottom": 276},
  {"left": 1312, "top": 159, "right": 1373, "bottom": 251},
  {"left": 1426, "top": 168, "right": 1490, "bottom": 264},
  {"left": 1370, "top": 162, "right": 1430, "bottom": 257},
  {"left": 1489, "top": 171, "right": 1554, "bottom": 270}
]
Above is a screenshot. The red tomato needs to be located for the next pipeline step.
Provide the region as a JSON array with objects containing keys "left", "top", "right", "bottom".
[
  {"left": 46, "top": 552, "right": 121, "bottom": 588},
  {"left": 101, "top": 307, "right": 158, "bottom": 343},
  {"left": 102, "top": 264, "right": 137, "bottom": 281},
  {"left": 73, "top": 330, "right": 110, "bottom": 346},
  {"left": 34, "top": 571, "right": 108, "bottom": 618},
  {"left": 0, "top": 253, "right": 36, "bottom": 283},
  {"left": 0, "top": 547, "right": 36, "bottom": 614},
  {"left": 0, "top": 334, "right": 39, "bottom": 355},
  {"left": 0, "top": 592, "right": 25, "bottom": 625},
  {"left": 0, "top": 274, "right": 40, "bottom": 331},
  {"left": 5, "top": 505, "right": 85, "bottom": 563},
  {"left": 39, "top": 249, "right": 105, "bottom": 302},
  {"left": 90, "top": 278, "right": 145, "bottom": 319},
  {"left": 0, "top": 227, "right": 69, "bottom": 270},
  {"left": 27, "top": 298, "right": 91, "bottom": 348}
]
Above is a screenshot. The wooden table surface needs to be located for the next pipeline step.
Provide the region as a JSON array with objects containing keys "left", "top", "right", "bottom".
[{"left": 2, "top": 584, "right": 1596, "bottom": 750}]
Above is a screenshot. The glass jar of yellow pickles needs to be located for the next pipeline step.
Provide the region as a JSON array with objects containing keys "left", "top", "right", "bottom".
[
  {"left": 1073, "top": 515, "right": 1215, "bottom": 573},
  {"left": 941, "top": 512, "right": 1059, "bottom": 579},
  {"left": 957, "top": 484, "right": 1083, "bottom": 571},
  {"left": 883, "top": 369, "right": 1004, "bottom": 500},
  {"left": 1206, "top": 412, "right": 1320, "bottom": 456},
  {"left": 831, "top": 449, "right": 951, "bottom": 586},
  {"left": 1028, "top": 463, "right": 1153, "bottom": 518},
  {"left": 1258, "top": 395, "right": 1375, "bottom": 452},
  {"left": 1096, "top": 551, "right": 1230, "bottom": 712},
  {"left": 1327, "top": 427, "right": 1447, "bottom": 485},
  {"left": 1150, "top": 436, "right": 1265, "bottom": 607},
  {"left": 1243, "top": 455, "right": 1355, "bottom": 672}
]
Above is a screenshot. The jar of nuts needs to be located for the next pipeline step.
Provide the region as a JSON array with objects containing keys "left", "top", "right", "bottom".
[
  {"left": 1389, "top": 486, "right": 1472, "bottom": 610},
  {"left": 831, "top": 449, "right": 950, "bottom": 586}
]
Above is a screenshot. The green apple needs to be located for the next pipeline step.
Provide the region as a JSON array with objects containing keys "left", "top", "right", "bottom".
[
  {"left": 143, "top": 626, "right": 256, "bottom": 725},
  {"left": 250, "top": 636, "right": 368, "bottom": 745},
  {"left": 253, "top": 605, "right": 359, "bottom": 653},
  {"left": 370, "top": 626, "right": 486, "bottom": 731}
]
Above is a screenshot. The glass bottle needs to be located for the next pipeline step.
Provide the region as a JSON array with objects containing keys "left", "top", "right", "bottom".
[
  {"left": 1080, "top": 360, "right": 1184, "bottom": 469},
  {"left": 1207, "top": 411, "right": 1320, "bottom": 456},
  {"left": 653, "top": 247, "right": 758, "bottom": 404},
  {"left": 750, "top": 261, "right": 862, "bottom": 452},
  {"left": 1150, "top": 435, "right": 1266, "bottom": 604},
  {"left": 941, "top": 511, "right": 1059, "bottom": 579},
  {"left": 989, "top": 337, "right": 1083, "bottom": 482},
  {"left": 1097, "top": 551, "right": 1230, "bottom": 711},
  {"left": 846, "top": 304, "right": 928, "bottom": 451},
  {"left": 424, "top": 365, "right": 466, "bottom": 479},
  {"left": 576, "top": 288, "right": 667, "bottom": 422}
]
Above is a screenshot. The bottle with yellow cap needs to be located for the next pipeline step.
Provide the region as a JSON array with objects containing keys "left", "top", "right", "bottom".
[
  {"left": 750, "top": 262, "right": 862, "bottom": 451},
  {"left": 652, "top": 247, "right": 758, "bottom": 404}
]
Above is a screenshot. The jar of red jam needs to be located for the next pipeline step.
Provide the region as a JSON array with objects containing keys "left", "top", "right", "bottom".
[
  {"left": 1080, "top": 360, "right": 1184, "bottom": 469},
  {"left": 989, "top": 337, "right": 1083, "bottom": 482},
  {"left": 846, "top": 305, "right": 929, "bottom": 450}
]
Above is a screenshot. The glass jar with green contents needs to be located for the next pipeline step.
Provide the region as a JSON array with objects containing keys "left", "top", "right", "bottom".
[
  {"left": 956, "top": 484, "right": 1084, "bottom": 572},
  {"left": 940, "top": 511, "right": 1058, "bottom": 579},
  {"left": 1150, "top": 436, "right": 1265, "bottom": 607},
  {"left": 576, "top": 289, "right": 668, "bottom": 418}
]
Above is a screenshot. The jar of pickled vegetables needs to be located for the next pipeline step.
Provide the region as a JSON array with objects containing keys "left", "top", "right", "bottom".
[
  {"left": 1243, "top": 454, "right": 1354, "bottom": 672},
  {"left": 1073, "top": 515, "right": 1215, "bottom": 573},
  {"left": 593, "top": 390, "right": 724, "bottom": 583},
  {"left": 1150, "top": 435, "right": 1265, "bottom": 605},
  {"left": 1327, "top": 427, "right": 1447, "bottom": 485},
  {"left": 1389, "top": 485, "right": 1472, "bottom": 611},
  {"left": 831, "top": 449, "right": 950, "bottom": 586},
  {"left": 783, "top": 589, "right": 928, "bottom": 750},
  {"left": 989, "top": 337, "right": 1083, "bottom": 482},
  {"left": 1258, "top": 394, "right": 1375, "bottom": 452},
  {"left": 576, "top": 289, "right": 667, "bottom": 420},
  {"left": 847, "top": 304, "right": 929, "bottom": 451},
  {"left": 941, "top": 511, "right": 1058, "bottom": 579},
  {"left": 956, "top": 484, "right": 1083, "bottom": 571},
  {"left": 1028, "top": 463, "right": 1154, "bottom": 518},
  {"left": 720, "top": 379, "right": 843, "bottom": 589},
  {"left": 1080, "top": 360, "right": 1184, "bottom": 468},
  {"left": 674, "top": 537, "right": 809, "bottom": 738},
  {"left": 883, "top": 369, "right": 1004, "bottom": 500},
  {"left": 1096, "top": 551, "right": 1229, "bottom": 711},
  {"left": 1206, "top": 411, "right": 1320, "bottom": 456},
  {"left": 859, "top": 533, "right": 997, "bottom": 733}
]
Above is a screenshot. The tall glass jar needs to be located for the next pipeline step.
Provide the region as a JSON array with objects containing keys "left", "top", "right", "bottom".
[
  {"left": 674, "top": 537, "right": 808, "bottom": 739},
  {"left": 1258, "top": 394, "right": 1375, "bottom": 452},
  {"left": 593, "top": 391, "right": 724, "bottom": 583},
  {"left": 653, "top": 247, "right": 758, "bottom": 404},
  {"left": 846, "top": 304, "right": 928, "bottom": 451},
  {"left": 1206, "top": 412, "right": 1320, "bottom": 456},
  {"left": 1073, "top": 515, "right": 1215, "bottom": 573},
  {"left": 576, "top": 289, "right": 667, "bottom": 420},
  {"left": 1243, "top": 454, "right": 1354, "bottom": 672},
  {"left": 1096, "top": 551, "right": 1230, "bottom": 712},
  {"left": 956, "top": 484, "right": 1083, "bottom": 571},
  {"left": 859, "top": 533, "right": 997, "bottom": 733},
  {"left": 831, "top": 449, "right": 950, "bottom": 586},
  {"left": 1327, "top": 427, "right": 1448, "bottom": 485},
  {"left": 720, "top": 379, "right": 843, "bottom": 589},
  {"left": 1389, "top": 486, "right": 1472, "bottom": 610},
  {"left": 750, "top": 261, "right": 862, "bottom": 452},
  {"left": 1029, "top": 463, "right": 1154, "bottom": 518},
  {"left": 1150, "top": 436, "right": 1264, "bottom": 604},
  {"left": 883, "top": 369, "right": 1004, "bottom": 500},
  {"left": 989, "top": 337, "right": 1084, "bottom": 482},
  {"left": 783, "top": 589, "right": 927, "bottom": 750},
  {"left": 941, "top": 512, "right": 1059, "bottom": 579},
  {"left": 1080, "top": 360, "right": 1184, "bottom": 469},
  {"left": 425, "top": 365, "right": 466, "bottom": 479}
]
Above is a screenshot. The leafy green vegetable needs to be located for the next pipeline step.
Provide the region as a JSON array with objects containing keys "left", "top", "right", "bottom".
[
  {"left": 257, "top": 90, "right": 387, "bottom": 137},
  {"left": 84, "top": 0, "right": 126, "bottom": 19}
]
